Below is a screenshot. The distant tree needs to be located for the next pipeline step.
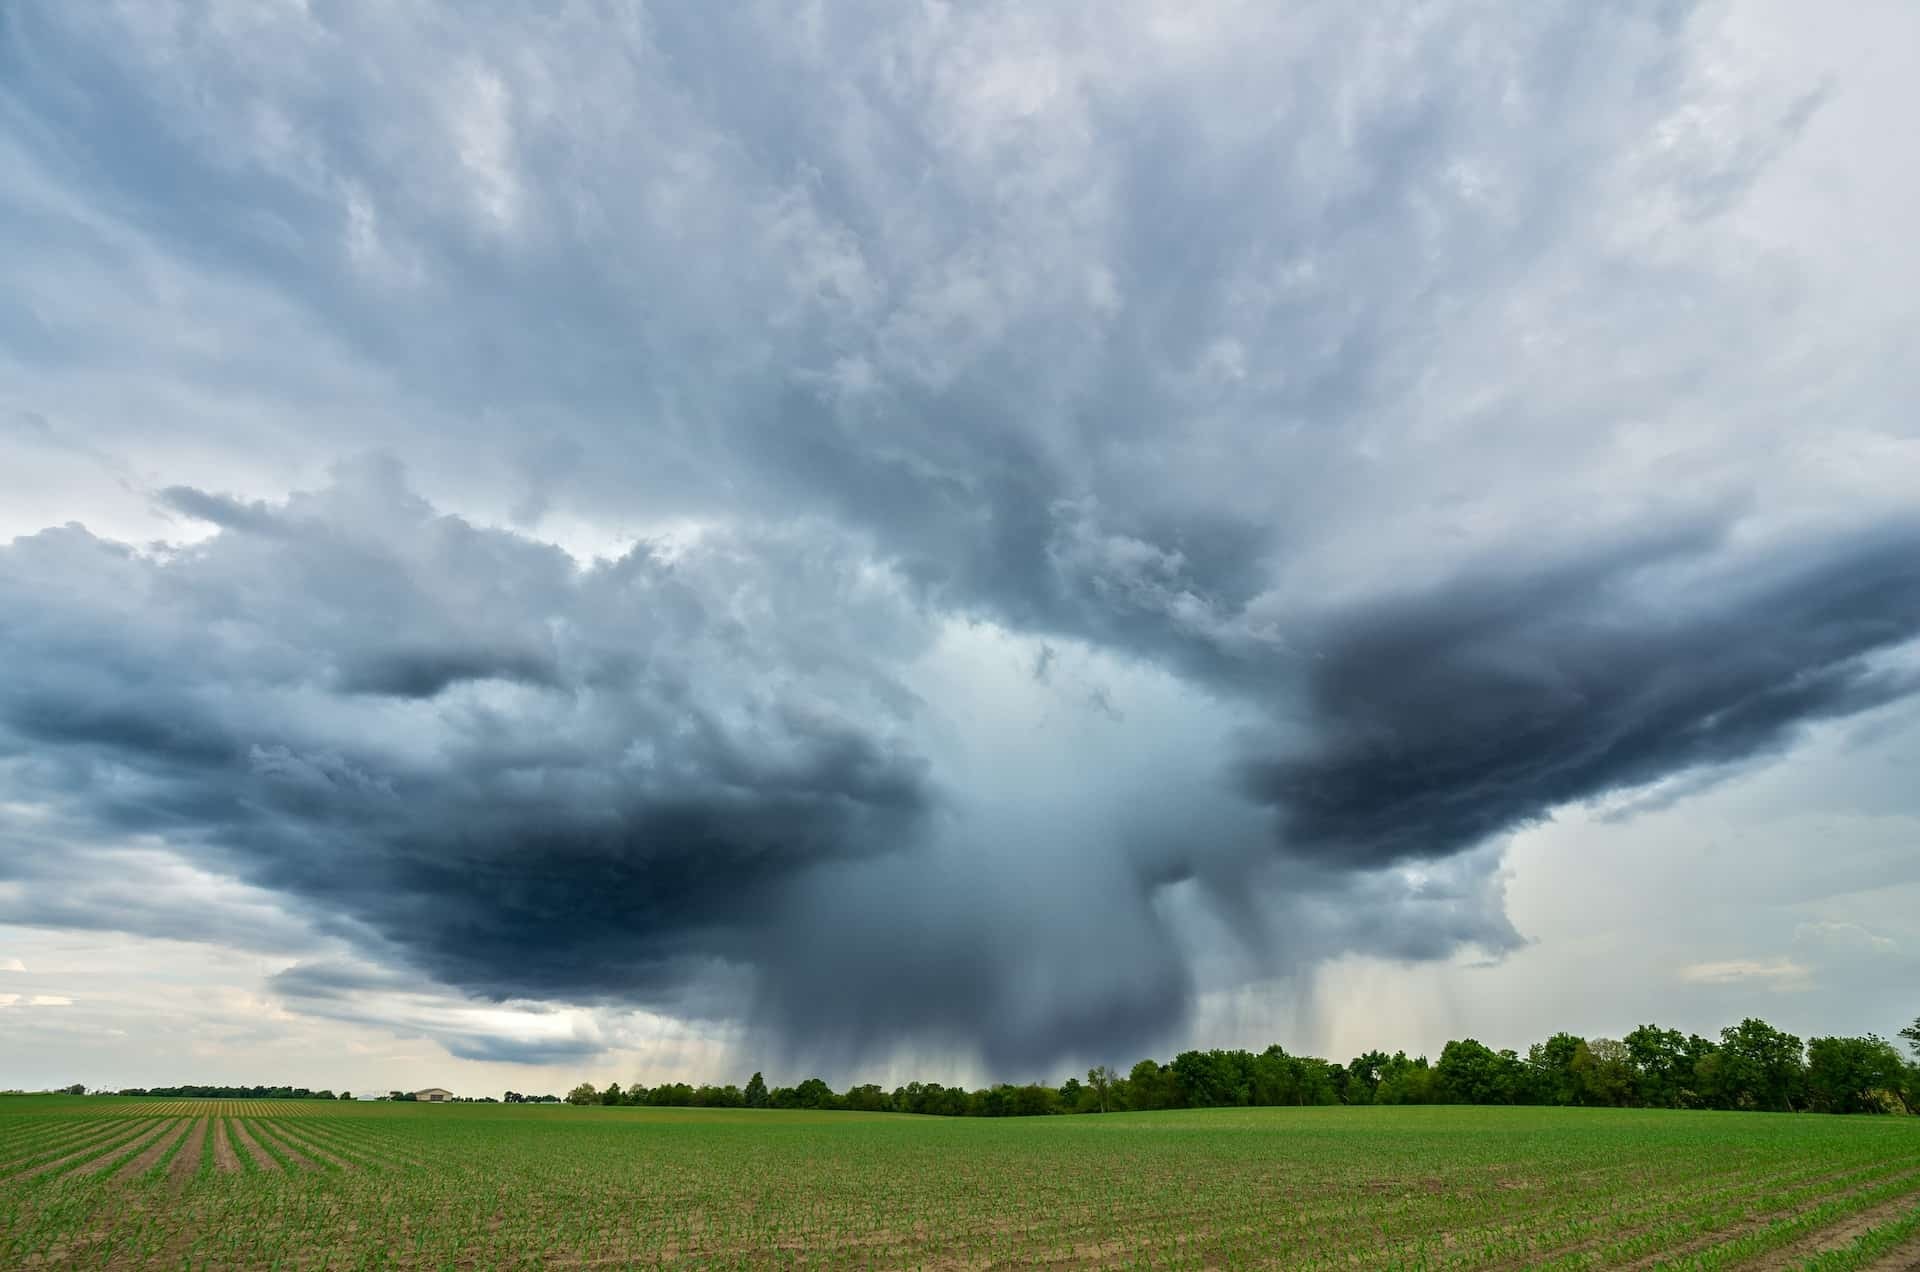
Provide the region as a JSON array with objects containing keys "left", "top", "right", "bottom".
[
  {"left": 1343, "top": 1051, "right": 1391, "bottom": 1105},
  {"left": 1171, "top": 1050, "right": 1249, "bottom": 1108},
  {"left": 339, "top": 1090, "right": 354, "bottom": 1101},
  {"left": 1436, "top": 1040, "right": 1518, "bottom": 1105},
  {"left": 791, "top": 1077, "right": 838, "bottom": 1110},
  {"left": 1525, "top": 1033, "right": 1586, "bottom": 1105},
  {"left": 1806, "top": 1036, "right": 1911, "bottom": 1114},
  {"left": 1901, "top": 1018, "right": 1920, "bottom": 1058},
  {"left": 1572, "top": 1039, "right": 1636, "bottom": 1108},
  {"left": 1623, "top": 1025, "right": 1699, "bottom": 1108},
  {"left": 1127, "top": 1059, "right": 1177, "bottom": 1111},
  {"left": 1373, "top": 1052, "right": 1435, "bottom": 1105},
  {"left": 1086, "top": 1066, "right": 1115, "bottom": 1113},
  {"left": 599, "top": 1082, "right": 624, "bottom": 1106},
  {"left": 564, "top": 1082, "right": 598, "bottom": 1106},
  {"left": 1009, "top": 1083, "right": 1060, "bottom": 1116},
  {"left": 61, "top": 1084, "right": 86, "bottom": 1096},
  {"left": 1713, "top": 1018, "right": 1806, "bottom": 1112},
  {"left": 844, "top": 1083, "right": 892, "bottom": 1112},
  {"left": 744, "top": 1072, "right": 769, "bottom": 1109}
]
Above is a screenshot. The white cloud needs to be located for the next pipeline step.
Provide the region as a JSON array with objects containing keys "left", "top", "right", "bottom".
[
  {"left": 0, "top": 993, "right": 74, "bottom": 1009},
  {"left": 1679, "top": 959, "right": 1813, "bottom": 990},
  {"left": 1795, "top": 920, "right": 1897, "bottom": 954}
]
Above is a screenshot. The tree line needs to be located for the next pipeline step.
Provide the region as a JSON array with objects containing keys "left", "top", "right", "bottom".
[
  {"left": 111, "top": 1084, "right": 348, "bottom": 1100},
  {"left": 565, "top": 1016, "right": 1920, "bottom": 1117}
]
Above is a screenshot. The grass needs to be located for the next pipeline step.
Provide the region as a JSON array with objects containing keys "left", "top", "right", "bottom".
[{"left": 0, "top": 1096, "right": 1915, "bottom": 1268}]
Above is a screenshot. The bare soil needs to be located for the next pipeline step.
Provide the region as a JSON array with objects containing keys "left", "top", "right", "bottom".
[
  {"left": 1747, "top": 1192, "right": 1920, "bottom": 1272},
  {"left": 109, "top": 1118, "right": 192, "bottom": 1183},
  {"left": 1612, "top": 1166, "right": 1920, "bottom": 1272},
  {"left": 13, "top": 1122, "right": 159, "bottom": 1182},
  {"left": 0, "top": 1120, "right": 129, "bottom": 1173},
  {"left": 167, "top": 1119, "right": 208, "bottom": 1190},
  {"left": 246, "top": 1121, "right": 316, "bottom": 1170},
  {"left": 63, "top": 1120, "right": 170, "bottom": 1178},
  {"left": 211, "top": 1119, "right": 241, "bottom": 1174},
  {"left": 1861, "top": 1231, "right": 1920, "bottom": 1271},
  {"left": 258, "top": 1122, "right": 355, "bottom": 1171},
  {"left": 228, "top": 1119, "right": 281, "bottom": 1172}
]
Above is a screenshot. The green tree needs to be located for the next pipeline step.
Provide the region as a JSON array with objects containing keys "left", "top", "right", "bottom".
[
  {"left": 1126, "top": 1059, "right": 1177, "bottom": 1111},
  {"left": 844, "top": 1083, "right": 892, "bottom": 1112},
  {"left": 1343, "top": 1051, "right": 1391, "bottom": 1105},
  {"left": 1901, "top": 1017, "right": 1919, "bottom": 1058},
  {"left": 1008, "top": 1083, "right": 1061, "bottom": 1116},
  {"left": 1086, "top": 1066, "right": 1116, "bottom": 1113},
  {"left": 564, "top": 1082, "right": 598, "bottom": 1106},
  {"left": 1714, "top": 1018, "right": 1806, "bottom": 1112},
  {"left": 1624, "top": 1025, "right": 1703, "bottom": 1108},
  {"left": 744, "top": 1071, "right": 769, "bottom": 1108},
  {"left": 1374, "top": 1053, "right": 1435, "bottom": 1105},
  {"left": 599, "top": 1082, "right": 623, "bottom": 1106},
  {"left": 1436, "top": 1040, "right": 1525, "bottom": 1105},
  {"left": 1572, "top": 1038, "right": 1636, "bottom": 1107},
  {"left": 1525, "top": 1033, "right": 1586, "bottom": 1105},
  {"left": 1805, "top": 1035, "right": 1911, "bottom": 1114},
  {"left": 791, "top": 1077, "right": 838, "bottom": 1110},
  {"left": 1171, "top": 1049, "right": 1251, "bottom": 1108}
]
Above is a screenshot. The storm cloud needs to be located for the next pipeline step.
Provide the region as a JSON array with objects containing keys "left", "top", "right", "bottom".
[
  {"left": 1244, "top": 524, "right": 1920, "bottom": 870},
  {"left": 3, "top": 0, "right": 1920, "bottom": 1075}
]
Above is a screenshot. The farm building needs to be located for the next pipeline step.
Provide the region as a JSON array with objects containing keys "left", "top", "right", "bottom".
[{"left": 414, "top": 1087, "right": 453, "bottom": 1102}]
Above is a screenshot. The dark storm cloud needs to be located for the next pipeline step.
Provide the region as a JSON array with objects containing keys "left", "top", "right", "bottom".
[
  {"left": 436, "top": 1034, "right": 608, "bottom": 1066},
  {"left": 158, "top": 487, "right": 288, "bottom": 537},
  {"left": 1242, "top": 524, "right": 1920, "bottom": 870},
  {"left": 4, "top": 0, "right": 1920, "bottom": 1075},
  {"left": 334, "top": 647, "right": 559, "bottom": 697},
  {"left": 0, "top": 464, "right": 934, "bottom": 1012}
]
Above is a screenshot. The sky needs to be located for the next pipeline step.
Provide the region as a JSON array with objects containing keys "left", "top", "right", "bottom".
[{"left": 2, "top": 0, "right": 1918, "bottom": 1098}]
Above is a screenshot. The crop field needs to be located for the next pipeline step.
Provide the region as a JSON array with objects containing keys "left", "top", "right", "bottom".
[{"left": 1, "top": 1098, "right": 1917, "bottom": 1269}]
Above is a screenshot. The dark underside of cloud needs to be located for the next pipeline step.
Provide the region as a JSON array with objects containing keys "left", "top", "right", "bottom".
[
  {"left": 1243, "top": 526, "right": 1920, "bottom": 869},
  {"left": 4, "top": 466, "right": 1918, "bottom": 1071},
  {"left": 4, "top": 0, "right": 1920, "bottom": 1074}
]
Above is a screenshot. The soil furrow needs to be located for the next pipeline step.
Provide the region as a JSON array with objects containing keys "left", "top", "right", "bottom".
[
  {"left": 211, "top": 1118, "right": 241, "bottom": 1174},
  {"left": 1859, "top": 1230, "right": 1920, "bottom": 1271},
  {"left": 228, "top": 1118, "right": 281, "bottom": 1171},
  {"left": 1746, "top": 1193, "right": 1920, "bottom": 1271},
  {"left": 7, "top": 1121, "right": 158, "bottom": 1182},
  {"left": 246, "top": 1120, "right": 317, "bottom": 1170},
  {"left": 110, "top": 1117, "right": 192, "bottom": 1183},
  {"left": 167, "top": 1118, "right": 209, "bottom": 1190},
  {"left": 0, "top": 1119, "right": 131, "bottom": 1172},
  {"left": 53, "top": 1119, "right": 171, "bottom": 1179},
  {"left": 258, "top": 1121, "right": 360, "bottom": 1171}
]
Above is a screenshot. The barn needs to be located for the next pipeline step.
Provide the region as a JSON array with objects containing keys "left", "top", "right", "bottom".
[{"left": 413, "top": 1087, "right": 453, "bottom": 1103}]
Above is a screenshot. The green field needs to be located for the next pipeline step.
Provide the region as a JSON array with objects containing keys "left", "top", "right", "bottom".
[{"left": 1, "top": 1097, "right": 1917, "bottom": 1269}]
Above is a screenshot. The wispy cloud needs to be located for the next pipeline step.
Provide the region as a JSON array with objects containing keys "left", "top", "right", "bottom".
[{"left": 1678, "top": 959, "right": 1813, "bottom": 991}]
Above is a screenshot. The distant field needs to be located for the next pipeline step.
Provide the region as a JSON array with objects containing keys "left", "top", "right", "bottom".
[{"left": 1, "top": 1097, "right": 1917, "bottom": 1268}]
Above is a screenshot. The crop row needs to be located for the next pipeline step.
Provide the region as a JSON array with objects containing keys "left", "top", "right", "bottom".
[{"left": 0, "top": 1102, "right": 1914, "bottom": 1268}]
